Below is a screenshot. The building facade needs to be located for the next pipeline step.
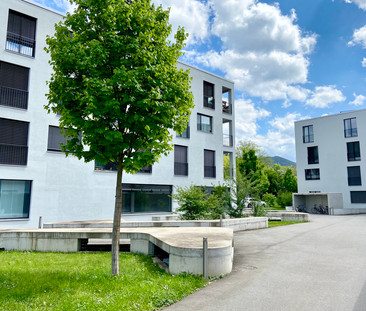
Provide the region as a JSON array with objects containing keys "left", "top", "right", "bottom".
[
  {"left": 0, "top": 0, "right": 235, "bottom": 228},
  {"left": 294, "top": 109, "right": 366, "bottom": 214}
]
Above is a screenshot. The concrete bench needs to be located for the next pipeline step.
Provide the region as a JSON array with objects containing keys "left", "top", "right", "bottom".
[
  {"left": 0, "top": 227, "right": 233, "bottom": 276},
  {"left": 266, "top": 211, "right": 310, "bottom": 222}
]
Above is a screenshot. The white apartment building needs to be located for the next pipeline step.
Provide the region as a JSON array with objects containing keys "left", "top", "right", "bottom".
[
  {"left": 294, "top": 109, "right": 366, "bottom": 215},
  {"left": 0, "top": 0, "right": 235, "bottom": 229}
]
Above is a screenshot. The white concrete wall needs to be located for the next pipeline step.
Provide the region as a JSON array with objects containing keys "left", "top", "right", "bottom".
[
  {"left": 295, "top": 109, "right": 366, "bottom": 212},
  {"left": 0, "top": 0, "right": 235, "bottom": 228}
]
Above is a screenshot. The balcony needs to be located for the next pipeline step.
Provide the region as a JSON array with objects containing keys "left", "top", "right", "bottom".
[
  {"left": 0, "top": 86, "right": 28, "bottom": 109},
  {"left": 95, "top": 162, "right": 117, "bottom": 171},
  {"left": 6, "top": 32, "right": 35, "bottom": 57},
  {"left": 177, "top": 126, "right": 190, "bottom": 138},
  {"left": 348, "top": 177, "right": 362, "bottom": 186},
  {"left": 0, "top": 144, "right": 28, "bottom": 165},
  {"left": 222, "top": 101, "right": 232, "bottom": 114},
  {"left": 307, "top": 157, "right": 319, "bottom": 165},
  {"left": 204, "top": 165, "right": 216, "bottom": 178},
  {"left": 138, "top": 165, "right": 152, "bottom": 174},
  {"left": 174, "top": 162, "right": 188, "bottom": 176},
  {"left": 223, "top": 134, "right": 233, "bottom": 147}
]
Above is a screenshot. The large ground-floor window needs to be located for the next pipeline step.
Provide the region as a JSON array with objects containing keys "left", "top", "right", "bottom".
[
  {"left": 0, "top": 179, "right": 31, "bottom": 219},
  {"left": 122, "top": 184, "right": 172, "bottom": 213}
]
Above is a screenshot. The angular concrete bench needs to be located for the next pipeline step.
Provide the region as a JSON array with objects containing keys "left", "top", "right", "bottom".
[
  {"left": 266, "top": 211, "right": 310, "bottom": 222},
  {"left": 0, "top": 227, "right": 233, "bottom": 276}
]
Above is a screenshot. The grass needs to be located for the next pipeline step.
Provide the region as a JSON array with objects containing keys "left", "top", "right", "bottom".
[
  {"left": 0, "top": 251, "right": 208, "bottom": 311},
  {"left": 268, "top": 220, "right": 308, "bottom": 228}
]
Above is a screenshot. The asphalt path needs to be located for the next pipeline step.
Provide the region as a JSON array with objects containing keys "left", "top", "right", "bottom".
[{"left": 165, "top": 214, "right": 366, "bottom": 311}]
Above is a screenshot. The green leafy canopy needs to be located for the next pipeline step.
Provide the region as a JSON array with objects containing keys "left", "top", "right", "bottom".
[{"left": 44, "top": 0, "right": 194, "bottom": 173}]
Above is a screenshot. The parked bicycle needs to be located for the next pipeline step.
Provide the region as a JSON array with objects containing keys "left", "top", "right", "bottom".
[
  {"left": 311, "top": 204, "right": 329, "bottom": 214},
  {"left": 296, "top": 204, "right": 307, "bottom": 213}
]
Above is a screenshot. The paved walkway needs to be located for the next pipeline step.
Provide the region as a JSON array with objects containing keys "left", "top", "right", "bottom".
[{"left": 165, "top": 214, "right": 366, "bottom": 311}]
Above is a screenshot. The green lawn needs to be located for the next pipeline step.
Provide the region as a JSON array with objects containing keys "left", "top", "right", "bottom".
[
  {"left": 0, "top": 251, "right": 207, "bottom": 311},
  {"left": 268, "top": 220, "right": 308, "bottom": 228}
]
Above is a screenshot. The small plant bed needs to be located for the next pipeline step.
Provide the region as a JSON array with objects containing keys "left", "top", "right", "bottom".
[
  {"left": 0, "top": 251, "right": 207, "bottom": 311},
  {"left": 268, "top": 220, "right": 308, "bottom": 228}
]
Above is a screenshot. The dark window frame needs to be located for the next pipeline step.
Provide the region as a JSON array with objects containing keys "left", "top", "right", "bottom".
[
  {"left": 344, "top": 118, "right": 357, "bottom": 138},
  {"left": 303, "top": 125, "right": 314, "bottom": 143},
  {"left": 197, "top": 113, "right": 213, "bottom": 133},
  {"left": 307, "top": 146, "right": 319, "bottom": 165},
  {"left": 350, "top": 191, "right": 366, "bottom": 203},
  {"left": 347, "top": 166, "right": 362, "bottom": 186},
  {"left": 204, "top": 149, "right": 216, "bottom": 178},
  {"left": 6, "top": 10, "right": 37, "bottom": 57},
  {"left": 347, "top": 141, "right": 361, "bottom": 162},
  {"left": 174, "top": 145, "right": 188, "bottom": 176},
  {"left": 0, "top": 117, "right": 29, "bottom": 165},
  {"left": 203, "top": 81, "right": 215, "bottom": 109},
  {"left": 305, "top": 168, "right": 320, "bottom": 180}
]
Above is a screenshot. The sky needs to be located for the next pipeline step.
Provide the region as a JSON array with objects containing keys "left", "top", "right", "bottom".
[{"left": 34, "top": 0, "right": 366, "bottom": 162}]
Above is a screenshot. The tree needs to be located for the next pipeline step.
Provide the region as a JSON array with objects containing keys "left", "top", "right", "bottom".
[
  {"left": 265, "top": 164, "right": 284, "bottom": 195},
  {"left": 45, "top": 0, "right": 194, "bottom": 275},
  {"left": 283, "top": 168, "right": 298, "bottom": 193}
]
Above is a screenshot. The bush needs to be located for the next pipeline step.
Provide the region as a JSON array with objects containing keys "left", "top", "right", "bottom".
[
  {"left": 263, "top": 193, "right": 278, "bottom": 208},
  {"left": 277, "top": 191, "right": 293, "bottom": 208},
  {"left": 172, "top": 185, "right": 227, "bottom": 220},
  {"left": 252, "top": 201, "right": 267, "bottom": 217}
]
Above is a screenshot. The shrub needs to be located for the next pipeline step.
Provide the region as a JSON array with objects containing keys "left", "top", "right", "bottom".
[
  {"left": 277, "top": 191, "right": 293, "bottom": 208},
  {"left": 263, "top": 193, "right": 278, "bottom": 208},
  {"left": 252, "top": 201, "right": 267, "bottom": 217}
]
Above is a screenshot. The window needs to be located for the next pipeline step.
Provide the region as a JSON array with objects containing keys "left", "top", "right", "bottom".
[
  {"left": 203, "top": 81, "right": 215, "bottom": 109},
  {"left": 305, "top": 169, "right": 320, "bottom": 180},
  {"left": 122, "top": 184, "right": 172, "bottom": 213},
  {"left": 204, "top": 149, "right": 216, "bottom": 178},
  {"left": 348, "top": 166, "right": 362, "bottom": 186},
  {"left": 197, "top": 114, "right": 212, "bottom": 133},
  {"left": 344, "top": 118, "right": 357, "bottom": 138},
  {"left": 307, "top": 146, "right": 319, "bottom": 164},
  {"left": 303, "top": 125, "right": 314, "bottom": 143},
  {"left": 0, "top": 180, "right": 31, "bottom": 219},
  {"left": 138, "top": 165, "right": 152, "bottom": 174},
  {"left": 174, "top": 145, "right": 188, "bottom": 176},
  {"left": 350, "top": 191, "right": 366, "bottom": 203},
  {"left": 0, "top": 118, "right": 28, "bottom": 165},
  {"left": 0, "top": 61, "right": 29, "bottom": 110},
  {"left": 47, "top": 126, "right": 71, "bottom": 152},
  {"left": 95, "top": 162, "right": 117, "bottom": 171},
  {"left": 347, "top": 142, "right": 361, "bottom": 161},
  {"left": 177, "top": 124, "right": 190, "bottom": 138},
  {"left": 6, "top": 10, "right": 36, "bottom": 57}
]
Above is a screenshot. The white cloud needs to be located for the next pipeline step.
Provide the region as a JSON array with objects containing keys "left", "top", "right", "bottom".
[
  {"left": 349, "top": 92, "right": 366, "bottom": 105},
  {"left": 34, "top": 0, "right": 76, "bottom": 12},
  {"left": 305, "top": 86, "right": 346, "bottom": 108},
  {"left": 362, "top": 58, "right": 366, "bottom": 67},
  {"left": 282, "top": 99, "right": 292, "bottom": 108},
  {"left": 348, "top": 25, "right": 366, "bottom": 48},
  {"left": 344, "top": 0, "right": 366, "bottom": 10},
  {"left": 235, "top": 98, "right": 271, "bottom": 139},
  {"left": 184, "top": 1, "right": 317, "bottom": 101},
  {"left": 153, "top": 0, "right": 211, "bottom": 45}
]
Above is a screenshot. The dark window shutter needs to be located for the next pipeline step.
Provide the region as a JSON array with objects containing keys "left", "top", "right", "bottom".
[
  {"left": 204, "top": 150, "right": 215, "bottom": 166},
  {"left": 0, "top": 118, "right": 28, "bottom": 146},
  {"left": 7, "top": 11, "right": 21, "bottom": 35},
  {"left": 0, "top": 61, "right": 29, "bottom": 91},
  {"left": 174, "top": 145, "right": 187, "bottom": 163},
  {"left": 48, "top": 126, "right": 68, "bottom": 151},
  {"left": 8, "top": 10, "right": 36, "bottom": 40}
]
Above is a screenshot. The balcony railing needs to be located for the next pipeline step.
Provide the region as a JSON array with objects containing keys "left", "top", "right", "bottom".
[
  {"left": 223, "top": 134, "right": 233, "bottom": 147},
  {"left": 347, "top": 152, "right": 361, "bottom": 161},
  {"left": 222, "top": 101, "right": 232, "bottom": 114},
  {"left": 348, "top": 177, "right": 362, "bottom": 186},
  {"left": 95, "top": 162, "right": 117, "bottom": 171},
  {"left": 0, "top": 144, "right": 28, "bottom": 165},
  {"left": 344, "top": 128, "right": 358, "bottom": 138},
  {"left": 174, "top": 162, "right": 188, "bottom": 176},
  {"left": 138, "top": 165, "right": 152, "bottom": 174},
  {"left": 177, "top": 126, "right": 190, "bottom": 138},
  {"left": 0, "top": 85, "right": 28, "bottom": 109},
  {"left": 204, "top": 96, "right": 215, "bottom": 109},
  {"left": 6, "top": 32, "right": 35, "bottom": 57},
  {"left": 204, "top": 165, "right": 216, "bottom": 178},
  {"left": 303, "top": 134, "right": 314, "bottom": 143},
  {"left": 307, "top": 157, "right": 319, "bottom": 165}
]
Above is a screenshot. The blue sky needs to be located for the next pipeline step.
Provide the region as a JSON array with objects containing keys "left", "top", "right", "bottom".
[{"left": 34, "top": 0, "right": 366, "bottom": 161}]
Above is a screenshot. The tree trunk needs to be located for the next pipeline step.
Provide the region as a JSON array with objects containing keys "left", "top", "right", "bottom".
[{"left": 111, "top": 159, "right": 123, "bottom": 276}]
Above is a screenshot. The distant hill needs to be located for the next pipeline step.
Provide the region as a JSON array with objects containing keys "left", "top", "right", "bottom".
[{"left": 267, "top": 156, "right": 296, "bottom": 167}]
